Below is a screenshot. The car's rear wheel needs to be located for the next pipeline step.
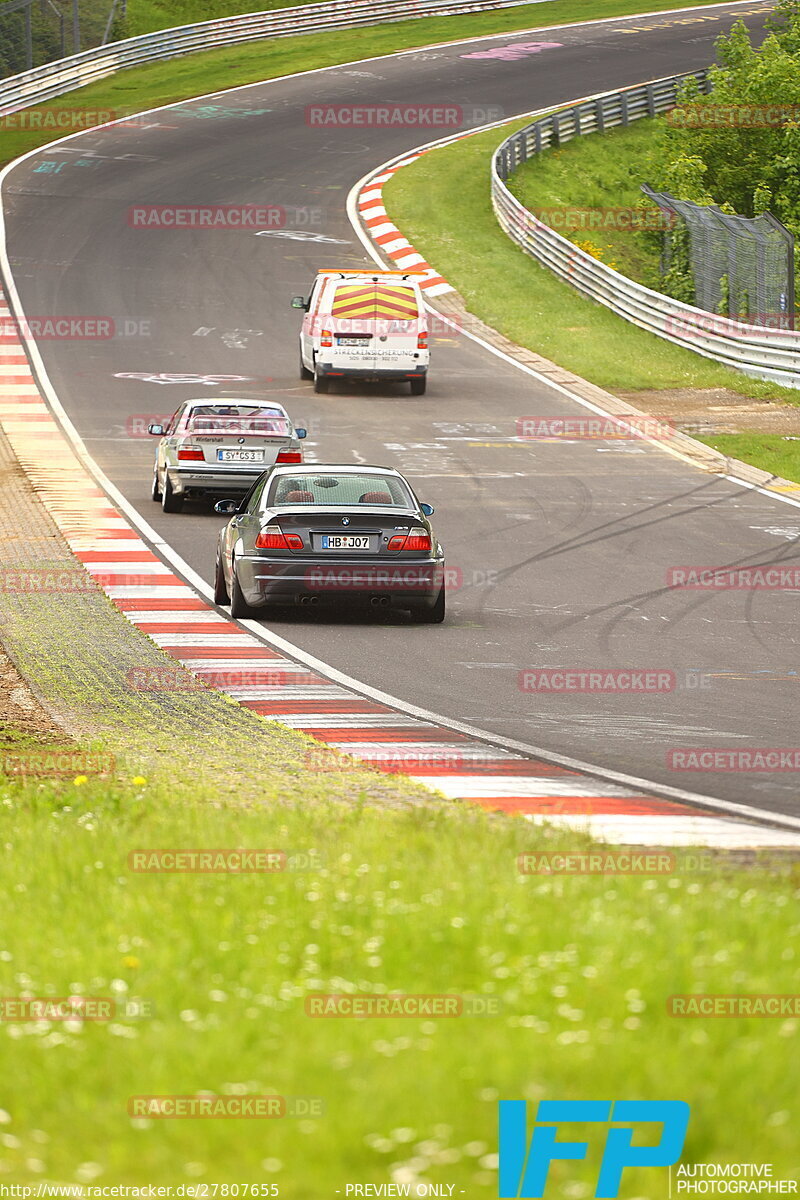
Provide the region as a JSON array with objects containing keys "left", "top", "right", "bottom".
[
  {"left": 300, "top": 352, "right": 313, "bottom": 381},
  {"left": 161, "top": 474, "right": 183, "bottom": 513},
  {"left": 214, "top": 552, "right": 230, "bottom": 605},
  {"left": 313, "top": 369, "right": 330, "bottom": 393},
  {"left": 230, "top": 565, "right": 258, "bottom": 619},
  {"left": 410, "top": 587, "right": 445, "bottom": 623},
  {"left": 410, "top": 376, "right": 427, "bottom": 396},
  {"left": 150, "top": 470, "right": 161, "bottom": 501}
]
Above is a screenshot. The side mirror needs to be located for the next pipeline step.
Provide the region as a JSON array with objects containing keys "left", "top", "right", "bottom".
[
  {"left": 291, "top": 296, "right": 308, "bottom": 310},
  {"left": 295, "top": 428, "right": 307, "bottom": 439},
  {"left": 147, "top": 423, "right": 164, "bottom": 436},
  {"left": 420, "top": 502, "right": 434, "bottom": 516},
  {"left": 214, "top": 499, "right": 240, "bottom": 515}
]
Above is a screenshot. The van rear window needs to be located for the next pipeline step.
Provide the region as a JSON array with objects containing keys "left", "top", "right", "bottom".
[{"left": 330, "top": 284, "right": 419, "bottom": 321}]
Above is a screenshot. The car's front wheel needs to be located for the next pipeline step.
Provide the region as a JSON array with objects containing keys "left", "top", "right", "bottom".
[
  {"left": 161, "top": 474, "right": 183, "bottom": 513},
  {"left": 300, "top": 351, "right": 313, "bottom": 381},
  {"left": 151, "top": 469, "right": 161, "bottom": 501},
  {"left": 213, "top": 553, "right": 230, "bottom": 605},
  {"left": 410, "top": 587, "right": 445, "bottom": 623}
]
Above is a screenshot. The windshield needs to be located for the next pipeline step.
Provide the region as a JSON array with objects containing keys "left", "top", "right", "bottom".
[
  {"left": 267, "top": 473, "right": 414, "bottom": 509},
  {"left": 186, "top": 405, "right": 291, "bottom": 437}
]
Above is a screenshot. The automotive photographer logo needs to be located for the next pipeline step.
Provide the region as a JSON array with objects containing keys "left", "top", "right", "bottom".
[{"left": 498, "top": 1100, "right": 689, "bottom": 1198}]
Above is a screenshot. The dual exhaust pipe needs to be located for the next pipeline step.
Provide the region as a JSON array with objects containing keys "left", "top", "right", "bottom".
[{"left": 297, "top": 594, "right": 390, "bottom": 607}]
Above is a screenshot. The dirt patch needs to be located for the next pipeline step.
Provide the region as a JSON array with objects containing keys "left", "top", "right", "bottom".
[
  {"left": 617, "top": 388, "right": 800, "bottom": 435},
  {"left": 0, "top": 648, "right": 72, "bottom": 745}
]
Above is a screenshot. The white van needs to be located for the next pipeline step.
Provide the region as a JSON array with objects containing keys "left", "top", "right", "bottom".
[{"left": 292, "top": 270, "right": 429, "bottom": 395}]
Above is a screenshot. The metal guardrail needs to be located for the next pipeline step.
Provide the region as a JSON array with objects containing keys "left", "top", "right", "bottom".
[
  {"left": 0, "top": 0, "right": 545, "bottom": 113},
  {"left": 492, "top": 73, "right": 800, "bottom": 389}
]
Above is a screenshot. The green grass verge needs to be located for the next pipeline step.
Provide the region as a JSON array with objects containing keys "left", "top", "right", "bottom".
[
  {"left": 509, "top": 119, "right": 664, "bottom": 287},
  {"left": 383, "top": 121, "right": 800, "bottom": 404},
  {"left": 0, "top": 0, "right": 739, "bottom": 167},
  {"left": 696, "top": 433, "right": 800, "bottom": 484},
  {"left": 1, "top": 748, "right": 798, "bottom": 1189}
]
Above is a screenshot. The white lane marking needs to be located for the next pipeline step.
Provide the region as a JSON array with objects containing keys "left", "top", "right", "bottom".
[
  {"left": 263, "top": 715, "right": 434, "bottom": 728},
  {"left": 409, "top": 775, "right": 641, "bottom": 798},
  {"left": 524, "top": 813, "right": 800, "bottom": 847}
]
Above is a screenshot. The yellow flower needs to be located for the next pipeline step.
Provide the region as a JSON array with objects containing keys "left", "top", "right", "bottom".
[
  {"left": 122, "top": 955, "right": 140, "bottom": 970},
  {"left": 131, "top": 776, "right": 147, "bottom": 786},
  {"left": 73, "top": 775, "right": 88, "bottom": 786}
]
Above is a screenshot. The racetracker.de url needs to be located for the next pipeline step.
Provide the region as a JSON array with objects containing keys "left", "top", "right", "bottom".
[{"left": 0, "top": 1187, "right": 281, "bottom": 1198}]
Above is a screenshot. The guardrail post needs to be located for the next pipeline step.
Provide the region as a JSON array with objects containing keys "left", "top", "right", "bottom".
[
  {"left": 595, "top": 96, "right": 605, "bottom": 134},
  {"left": 573, "top": 106, "right": 581, "bottom": 137},
  {"left": 646, "top": 83, "right": 655, "bottom": 118},
  {"left": 620, "top": 91, "right": 629, "bottom": 127},
  {"left": 552, "top": 112, "right": 560, "bottom": 147}
]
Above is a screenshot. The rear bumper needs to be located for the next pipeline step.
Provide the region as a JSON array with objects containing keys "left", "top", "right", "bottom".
[
  {"left": 166, "top": 466, "right": 264, "bottom": 495},
  {"left": 316, "top": 364, "right": 427, "bottom": 382},
  {"left": 236, "top": 554, "right": 444, "bottom": 606}
]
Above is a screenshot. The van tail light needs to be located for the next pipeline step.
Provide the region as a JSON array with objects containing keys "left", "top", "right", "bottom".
[
  {"left": 388, "top": 527, "right": 431, "bottom": 552},
  {"left": 321, "top": 328, "right": 333, "bottom": 348},
  {"left": 276, "top": 449, "right": 303, "bottom": 464},
  {"left": 255, "top": 525, "right": 304, "bottom": 550},
  {"left": 417, "top": 331, "right": 428, "bottom": 350},
  {"left": 177, "top": 445, "right": 204, "bottom": 461}
]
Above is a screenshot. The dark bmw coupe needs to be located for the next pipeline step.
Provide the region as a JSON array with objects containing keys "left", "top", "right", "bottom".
[{"left": 213, "top": 464, "right": 445, "bottom": 622}]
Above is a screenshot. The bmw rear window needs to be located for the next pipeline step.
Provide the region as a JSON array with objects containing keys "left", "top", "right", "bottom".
[{"left": 267, "top": 474, "right": 413, "bottom": 508}]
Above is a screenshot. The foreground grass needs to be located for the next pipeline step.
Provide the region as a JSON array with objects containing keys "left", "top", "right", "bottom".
[
  {"left": 383, "top": 123, "right": 800, "bottom": 404},
  {"left": 0, "top": 753, "right": 798, "bottom": 1191},
  {"left": 0, "top": 0, "right": 740, "bottom": 167},
  {"left": 697, "top": 433, "right": 800, "bottom": 484}
]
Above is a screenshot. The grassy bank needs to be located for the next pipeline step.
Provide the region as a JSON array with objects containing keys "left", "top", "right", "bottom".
[
  {"left": 509, "top": 119, "right": 664, "bottom": 286},
  {"left": 0, "top": 739, "right": 798, "bottom": 1190},
  {"left": 383, "top": 122, "right": 800, "bottom": 405}
]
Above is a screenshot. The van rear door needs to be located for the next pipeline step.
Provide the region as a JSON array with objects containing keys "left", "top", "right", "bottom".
[{"left": 329, "top": 282, "right": 423, "bottom": 373}]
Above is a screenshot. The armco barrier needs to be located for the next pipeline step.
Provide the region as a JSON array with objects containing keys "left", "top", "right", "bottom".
[
  {"left": 492, "top": 72, "right": 800, "bottom": 389},
  {"left": 0, "top": 0, "right": 545, "bottom": 114}
]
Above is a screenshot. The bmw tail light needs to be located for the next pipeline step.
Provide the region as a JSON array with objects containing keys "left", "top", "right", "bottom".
[
  {"left": 387, "top": 527, "right": 431, "bottom": 552},
  {"left": 255, "top": 524, "right": 288, "bottom": 550},
  {"left": 405, "top": 527, "right": 432, "bottom": 552},
  {"left": 177, "top": 445, "right": 204, "bottom": 461},
  {"left": 276, "top": 449, "right": 303, "bottom": 464},
  {"left": 255, "top": 525, "right": 303, "bottom": 550}
]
